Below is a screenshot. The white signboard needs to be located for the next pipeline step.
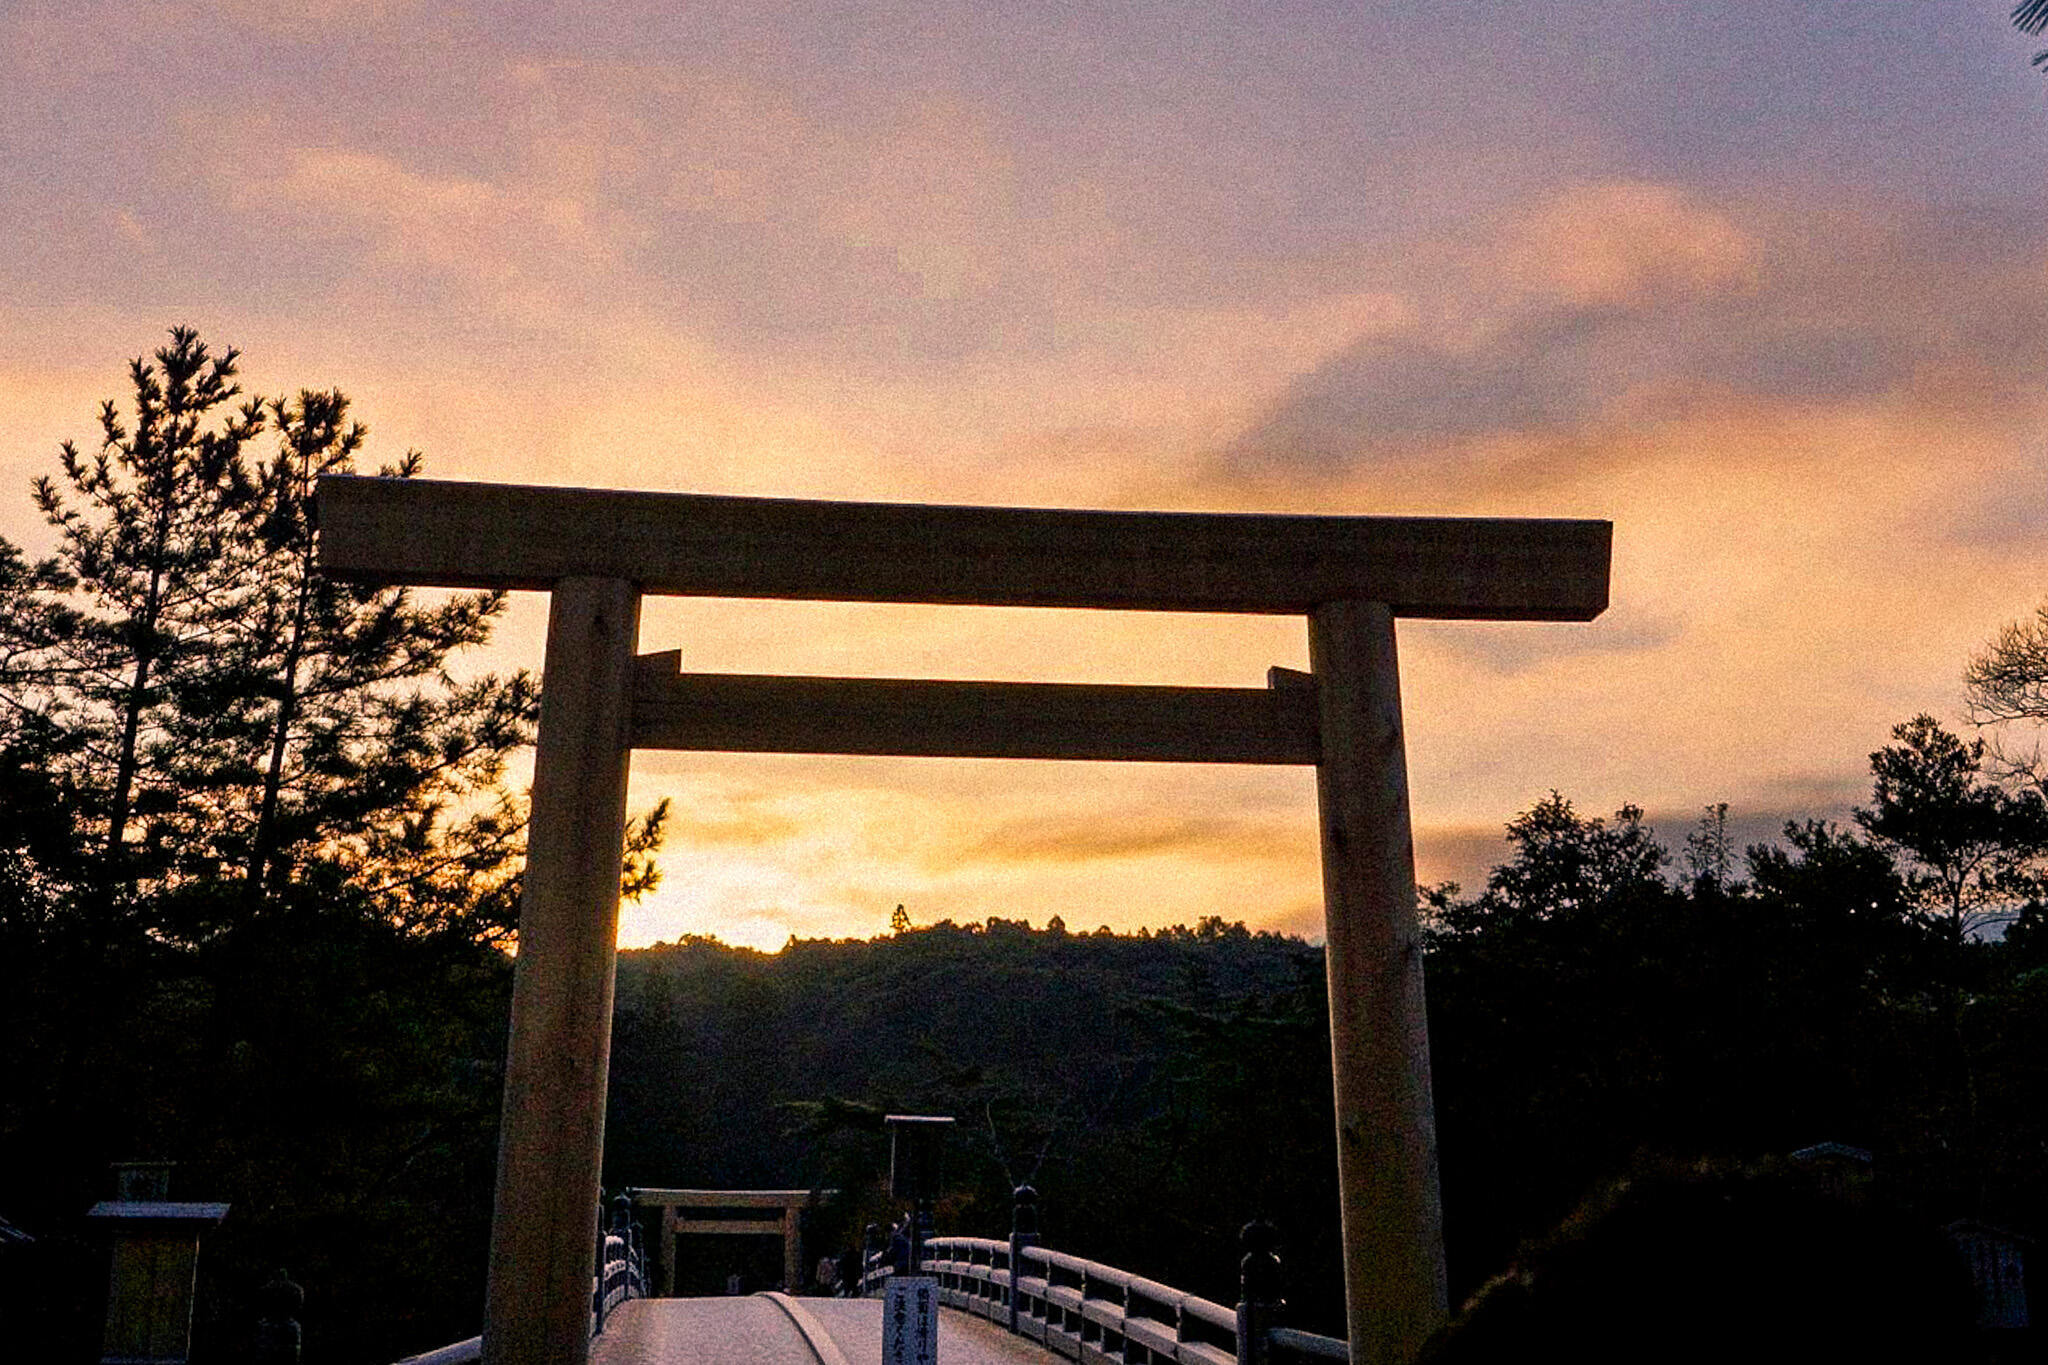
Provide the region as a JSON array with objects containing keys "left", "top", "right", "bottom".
[{"left": 884, "top": 1276, "right": 939, "bottom": 1365}]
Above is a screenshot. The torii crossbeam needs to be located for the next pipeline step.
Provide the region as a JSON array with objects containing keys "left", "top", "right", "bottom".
[{"left": 317, "top": 475, "right": 1610, "bottom": 1365}]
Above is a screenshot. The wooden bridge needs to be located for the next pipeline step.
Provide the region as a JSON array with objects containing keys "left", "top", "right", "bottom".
[
  {"left": 397, "top": 1209, "right": 1347, "bottom": 1365},
  {"left": 587, "top": 1295, "right": 1050, "bottom": 1365}
]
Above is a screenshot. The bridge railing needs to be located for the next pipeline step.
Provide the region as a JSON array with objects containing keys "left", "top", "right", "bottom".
[
  {"left": 392, "top": 1193, "right": 646, "bottom": 1364},
  {"left": 864, "top": 1190, "right": 1348, "bottom": 1365},
  {"left": 593, "top": 1191, "right": 648, "bottom": 1335},
  {"left": 923, "top": 1237, "right": 1241, "bottom": 1365}
]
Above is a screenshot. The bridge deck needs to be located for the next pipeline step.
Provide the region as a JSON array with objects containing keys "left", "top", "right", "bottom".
[{"left": 590, "top": 1295, "right": 1061, "bottom": 1365}]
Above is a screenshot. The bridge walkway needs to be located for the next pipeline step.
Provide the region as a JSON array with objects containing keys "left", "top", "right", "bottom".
[{"left": 589, "top": 1294, "right": 1061, "bottom": 1365}]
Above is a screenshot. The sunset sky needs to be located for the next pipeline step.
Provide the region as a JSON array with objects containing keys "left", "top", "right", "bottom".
[{"left": 3, "top": 3, "right": 2046, "bottom": 949}]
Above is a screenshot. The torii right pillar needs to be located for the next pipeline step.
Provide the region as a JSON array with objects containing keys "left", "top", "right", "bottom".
[{"left": 1310, "top": 598, "right": 1446, "bottom": 1365}]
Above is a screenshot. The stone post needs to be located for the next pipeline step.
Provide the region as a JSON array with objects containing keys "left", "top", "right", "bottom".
[
  {"left": 1008, "top": 1184, "right": 1040, "bottom": 1335},
  {"left": 1235, "top": 1222, "right": 1283, "bottom": 1365},
  {"left": 252, "top": 1268, "right": 304, "bottom": 1365}
]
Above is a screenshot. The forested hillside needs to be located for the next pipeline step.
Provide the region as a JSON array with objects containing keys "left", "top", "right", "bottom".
[
  {"left": 599, "top": 763, "right": 2048, "bottom": 1338},
  {"left": 625, "top": 722, "right": 2048, "bottom": 1338},
  {"left": 605, "top": 918, "right": 1341, "bottom": 1314}
]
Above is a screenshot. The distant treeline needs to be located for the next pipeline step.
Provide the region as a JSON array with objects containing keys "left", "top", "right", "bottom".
[
  {"left": 605, "top": 917, "right": 1339, "bottom": 1313},
  {"left": 601, "top": 747, "right": 2048, "bottom": 1336}
]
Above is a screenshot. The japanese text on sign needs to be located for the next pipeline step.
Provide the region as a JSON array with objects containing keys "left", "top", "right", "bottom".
[{"left": 883, "top": 1276, "right": 939, "bottom": 1365}]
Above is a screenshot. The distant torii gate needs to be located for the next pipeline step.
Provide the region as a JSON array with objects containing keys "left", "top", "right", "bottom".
[
  {"left": 317, "top": 476, "right": 1610, "bottom": 1365},
  {"left": 629, "top": 1188, "right": 831, "bottom": 1298}
]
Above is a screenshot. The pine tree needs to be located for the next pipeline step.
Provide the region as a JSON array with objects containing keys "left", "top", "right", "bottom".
[
  {"left": 1682, "top": 802, "right": 1736, "bottom": 893},
  {"left": 2016, "top": 0, "right": 2048, "bottom": 73},
  {"left": 31, "top": 326, "right": 263, "bottom": 890},
  {"left": 16, "top": 326, "right": 668, "bottom": 943},
  {"left": 162, "top": 387, "right": 537, "bottom": 917}
]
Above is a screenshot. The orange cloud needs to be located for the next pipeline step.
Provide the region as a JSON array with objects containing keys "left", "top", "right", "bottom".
[
  {"left": 1219, "top": 185, "right": 2047, "bottom": 499},
  {"left": 1498, "top": 182, "right": 1761, "bottom": 308},
  {"left": 960, "top": 811, "right": 1296, "bottom": 866}
]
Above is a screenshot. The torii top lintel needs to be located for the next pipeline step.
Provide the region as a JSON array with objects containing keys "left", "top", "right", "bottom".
[{"left": 315, "top": 474, "right": 1610, "bottom": 620}]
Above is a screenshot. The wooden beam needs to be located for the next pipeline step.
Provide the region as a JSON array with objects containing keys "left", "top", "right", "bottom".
[
  {"left": 316, "top": 475, "right": 1611, "bottom": 620},
  {"left": 632, "top": 1189, "right": 827, "bottom": 1211},
  {"left": 673, "top": 1219, "right": 787, "bottom": 1237},
  {"left": 629, "top": 653, "right": 1321, "bottom": 764}
]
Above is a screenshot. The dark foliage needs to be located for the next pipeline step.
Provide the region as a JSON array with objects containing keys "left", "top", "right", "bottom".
[
  {"left": 0, "top": 880, "right": 513, "bottom": 1362},
  {"left": 0, "top": 330, "right": 659, "bottom": 1363},
  {"left": 1425, "top": 756, "right": 2047, "bottom": 1313},
  {"left": 1418, "top": 1158, "right": 1978, "bottom": 1364},
  {"left": 2017, "top": 0, "right": 2048, "bottom": 72},
  {"left": 601, "top": 777, "right": 2047, "bottom": 1343},
  {"left": 604, "top": 917, "right": 1348, "bottom": 1329}
]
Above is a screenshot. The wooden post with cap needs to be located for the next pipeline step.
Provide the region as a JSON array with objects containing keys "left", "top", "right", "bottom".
[
  {"left": 482, "top": 576, "right": 642, "bottom": 1365},
  {"left": 1310, "top": 599, "right": 1447, "bottom": 1365}
]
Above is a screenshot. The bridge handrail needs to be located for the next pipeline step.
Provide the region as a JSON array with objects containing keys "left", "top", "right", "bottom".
[
  {"left": 392, "top": 1205, "right": 1346, "bottom": 1365},
  {"left": 593, "top": 1193, "right": 648, "bottom": 1335},
  {"left": 391, "top": 1194, "right": 645, "bottom": 1365},
  {"left": 915, "top": 1231, "right": 1343, "bottom": 1365},
  {"left": 1268, "top": 1326, "right": 1353, "bottom": 1361}
]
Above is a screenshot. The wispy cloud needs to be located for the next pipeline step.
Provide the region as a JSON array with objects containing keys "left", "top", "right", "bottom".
[
  {"left": 1220, "top": 186, "right": 2048, "bottom": 498},
  {"left": 961, "top": 812, "right": 1296, "bottom": 867}
]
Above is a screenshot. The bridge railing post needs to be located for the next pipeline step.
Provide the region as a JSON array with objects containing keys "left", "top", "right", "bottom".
[
  {"left": 611, "top": 1193, "right": 641, "bottom": 1302},
  {"left": 252, "top": 1268, "right": 303, "bottom": 1365},
  {"left": 591, "top": 1199, "right": 606, "bottom": 1334},
  {"left": 1008, "top": 1184, "right": 1039, "bottom": 1336},
  {"left": 1235, "top": 1221, "right": 1283, "bottom": 1365},
  {"left": 860, "top": 1223, "right": 881, "bottom": 1297},
  {"left": 1078, "top": 1261, "right": 1091, "bottom": 1351}
]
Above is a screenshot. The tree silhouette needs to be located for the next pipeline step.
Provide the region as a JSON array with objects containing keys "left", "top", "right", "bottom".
[
  {"left": 2016, "top": 0, "right": 2048, "bottom": 72},
  {"left": 1681, "top": 802, "right": 1736, "bottom": 893},
  {"left": 29, "top": 326, "right": 262, "bottom": 891},
  {"left": 169, "top": 387, "right": 537, "bottom": 923},
  {"left": 1965, "top": 598, "right": 2048, "bottom": 728},
  {"left": 8, "top": 327, "right": 669, "bottom": 941},
  {"left": 1438, "top": 792, "right": 1667, "bottom": 933},
  {"left": 1855, "top": 714, "right": 2048, "bottom": 940}
]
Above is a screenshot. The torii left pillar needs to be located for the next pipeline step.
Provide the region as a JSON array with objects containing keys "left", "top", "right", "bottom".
[{"left": 484, "top": 577, "right": 641, "bottom": 1365}]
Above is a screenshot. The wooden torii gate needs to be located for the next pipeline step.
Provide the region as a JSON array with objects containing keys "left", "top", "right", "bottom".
[
  {"left": 316, "top": 476, "right": 1610, "bottom": 1365},
  {"left": 629, "top": 1188, "right": 831, "bottom": 1297}
]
